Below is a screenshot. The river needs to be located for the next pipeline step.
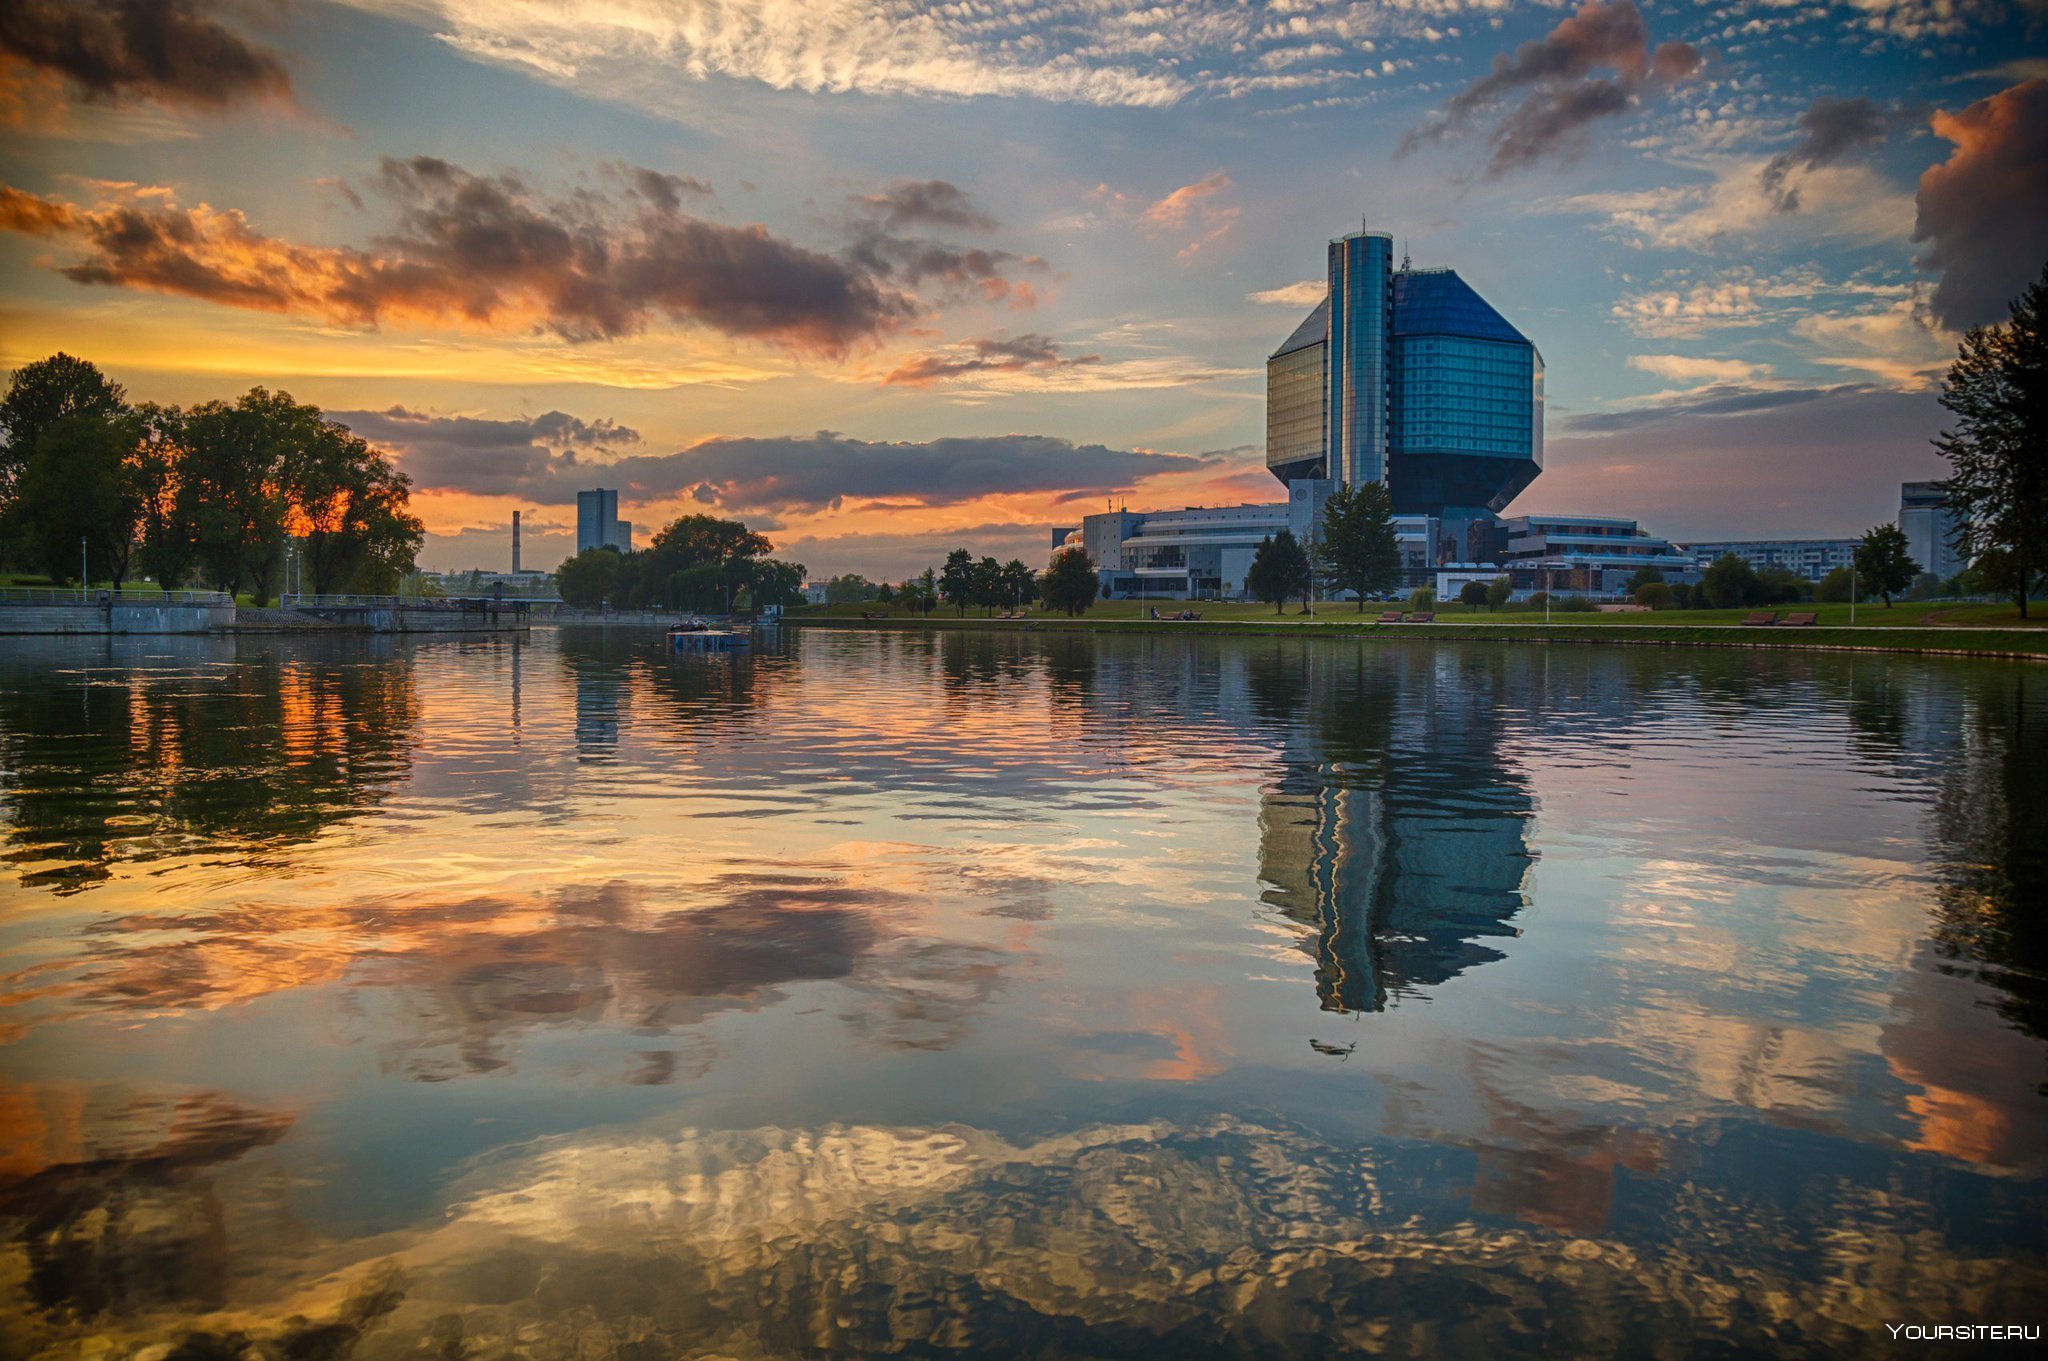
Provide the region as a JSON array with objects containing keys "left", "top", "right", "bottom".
[{"left": 1, "top": 627, "right": 2043, "bottom": 1357}]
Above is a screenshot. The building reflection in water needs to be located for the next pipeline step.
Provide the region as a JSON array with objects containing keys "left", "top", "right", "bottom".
[{"left": 1253, "top": 648, "right": 1536, "bottom": 1012}]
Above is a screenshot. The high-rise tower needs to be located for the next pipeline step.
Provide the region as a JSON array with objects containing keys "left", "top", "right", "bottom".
[{"left": 1265, "top": 227, "right": 1542, "bottom": 537}]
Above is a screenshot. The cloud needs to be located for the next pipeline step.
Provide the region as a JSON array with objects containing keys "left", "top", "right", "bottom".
[
  {"left": 0, "top": 158, "right": 916, "bottom": 352},
  {"left": 0, "top": 0, "right": 293, "bottom": 113},
  {"left": 853, "top": 180, "right": 996, "bottom": 232},
  {"left": 1248, "top": 280, "right": 1326, "bottom": 307},
  {"left": 845, "top": 179, "right": 1043, "bottom": 307},
  {"left": 1560, "top": 382, "right": 1883, "bottom": 435},
  {"left": 1543, "top": 154, "right": 1914, "bottom": 252},
  {"left": 1790, "top": 297, "right": 1957, "bottom": 390},
  {"left": 332, "top": 406, "right": 642, "bottom": 497},
  {"left": 338, "top": 411, "right": 1206, "bottom": 514},
  {"left": 1139, "top": 171, "right": 1238, "bottom": 259},
  {"left": 1627, "top": 354, "right": 1771, "bottom": 384},
  {"left": 882, "top": 334, "right": 1099, "bottom": 387},
  {"left": 1913, "top": 79, "right": 2048, "bottom": 330},
  {"left": 1760, "top": 97, "right": 1891, "bottom": 211},
  {"left": 1402, "top": 0, "right": 1701, "bottom": 175},
  {"left": 1535, "top": 386, "right": 1948, "bottom": 541}
]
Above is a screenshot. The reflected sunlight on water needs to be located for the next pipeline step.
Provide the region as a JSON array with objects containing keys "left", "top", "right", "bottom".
[{"left": 1, "top": 628, "right": 2044, "bottom": 1357}]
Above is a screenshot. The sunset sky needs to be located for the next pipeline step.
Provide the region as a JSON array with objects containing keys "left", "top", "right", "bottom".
[{"left": 3, "top": 1, "right": 2044, "bottom": 578}]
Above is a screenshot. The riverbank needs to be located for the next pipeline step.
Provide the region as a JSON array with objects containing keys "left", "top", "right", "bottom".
[{"left": 782, "top": 613, "right": 2048, "bottom": 660}]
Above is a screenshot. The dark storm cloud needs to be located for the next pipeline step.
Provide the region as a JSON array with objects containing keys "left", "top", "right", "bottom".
[
  {"left": 0, "top": 157, "right": 915, "bottom": 352},
  {"left": 1560, "top": 383, "right": 1881, "bottom": 435},
  {"left": 1402, "top": 0, "right": 1700, "bottom": 175},
  {"left": 1761, "top": 97, "right": 1892, "bottom": 212},
  {"left": 331, "top": 406, "right": 640, "bottom": 497},
  {"left": 622, "top": 166, "right": 714, "bottom": 212},
  {"left": 0, "top": 0, "right": 292, "bottom": 111},
  {"left": 1913, "top": 79, "right": 2048, "bottom": 330},
  {"left": 344, "top": 410, "right": 1202, "bottom": 513},
  {"left": 845, "top": 178, "right": 1043, "bottom": 305},
  {"left": 882, "top": 333, "right": 1100, "bottom": 386},
  {"left": 854, "top": 180, "right": 999, "bottom": 232}
]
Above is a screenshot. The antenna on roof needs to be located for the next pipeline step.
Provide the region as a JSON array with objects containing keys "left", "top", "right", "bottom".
[{"left": 1401, "top": 240, "right": 1411, "bottom": 272}]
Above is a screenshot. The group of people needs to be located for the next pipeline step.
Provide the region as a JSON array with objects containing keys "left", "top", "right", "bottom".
[{"left": 1147, "top": 607, "right": 1203, "bottom": 622}]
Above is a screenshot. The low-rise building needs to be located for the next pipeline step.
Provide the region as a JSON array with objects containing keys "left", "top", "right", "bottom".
[
  {"left": 1682, "top": 538, "right": 1857, "bottom": 582},
  {"left": 1501, "top": 515, "right": 1695, "bottom": 595}
]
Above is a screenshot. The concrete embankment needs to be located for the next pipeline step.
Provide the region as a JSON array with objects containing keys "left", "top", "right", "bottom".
[
  {"left": 782, "top": 615, "right": 2048, "bottom": 661},
  {"left": 1, "top": 595, "right": 528, "bottom": 635},
  {"left": 0, "top": 599, "right": 236, "bottom": 634}
]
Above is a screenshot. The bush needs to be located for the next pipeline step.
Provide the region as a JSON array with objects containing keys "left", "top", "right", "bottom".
[
  {"left": 1526, "top": 591, "right": 1550, "bottom": 610},
  {"left": 1408, "top": 586, "right": 1437, "bottom": 611},
  {"left": 1814, "top": 565, "right": 1853, "bottom": 603},
  {"left": 1558, "top": 595, "right": 1598, "bottom": 613},
  {"left": 1458, "top": 580, "right": 1488, "bottom": 608},
  {"left": 1669, "top": 582, "right": 1693, "bottom": 609},
  {"left": 1635, "top": 581, "right": 1676, "bottom": 610}
]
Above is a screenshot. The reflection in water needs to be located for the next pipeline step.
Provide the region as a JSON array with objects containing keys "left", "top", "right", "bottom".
[
  {"left": 2, "top": 630, "right": 2047, "bottom": 1358},
  {"left": 1255, "top": 649, "right": 1535, "bottom": 1012},
  {"left": 0, "top": 637, "right": 417, "bottom": 892}
]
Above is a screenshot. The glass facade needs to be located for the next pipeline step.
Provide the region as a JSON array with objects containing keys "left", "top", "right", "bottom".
[
  {"left": 1266, "top": 241, "right": 1540, "bottom": 523},
  {"left": 1325, "top": 233, "right": 1393, "bottom": 487}
]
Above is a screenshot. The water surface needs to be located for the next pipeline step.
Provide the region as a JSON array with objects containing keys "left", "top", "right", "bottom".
[{"left": 2, "top": 628, "right": 2044, "bottom": 1357}]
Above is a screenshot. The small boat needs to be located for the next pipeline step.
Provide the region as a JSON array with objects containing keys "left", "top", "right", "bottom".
[{"left": 669, "top": 618, "right": 750, "bottom": 652}]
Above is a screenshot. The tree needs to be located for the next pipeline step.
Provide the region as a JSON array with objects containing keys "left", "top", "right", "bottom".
[
  {"left": 132, "top": 404, "right": 195, "bottom": 590},
  {"left": 875, "top": 580, "right": 894, "bottom": 604},
  {"left": 178, "top": 389, "right": 309, "bottom": 604},
  {"left": 555, "top": 548, "right": 624, "bottom": 609},
  {"left": 939, "top": 548, "right": 975, "bottom": 615},
  {"left": 1936, "top": 261, "right": 2048, "bottom": 617},
  {"left": 1635, "top": 581, "right": 1675, "bottom": 610},
  {"left": 1853, "top": 522, "right": 1919, "bottom": 607},
  {"left": 1000, "top": 558, "right": 1037, "bottom": 612},
  {"left": 746, "top": 558, "right": 806, "bottom": 611},
  {"left": 1408, "top": 586, "right": 1437, "bottom": 612},
  {"left": 971, "top": 555, "right": 1004, "bottom": 615},
  {"left": 1313, "top": 480, "right": 1401, "bottom": 608},
  {"left": 286, "top": 420, "right": 422, "bottom": 595},
  {"left": 1039, "top": 546, "right": 1098, "bottom": 616},
  {"left": 824, "top": 574, "right": 874, "bottom": 604},
  {"left": 1758, "top": 566, "right": 1810, "bottom": 604},
  {"left": 1486, "top": 576, "right": 1514, "bottom": 611},
  {"left": 1698, "top": 552, "right": 1765, "bottom": 610},
  {"left": 1815, "top": 565, "right": 1854, "bottom": 603},
  {"left": 1247, "top": 529, "right": 1312, "bottom": 614},
  {"left": 1458, "top": 580, "right": 1488, "bottom": 609},
  {"left": 9, "top": 411, "right": 145, "bottom": 587},
  {"left": 0, "top": 352, "right": 127, "bottom": 507},
  {"left": 1625, "top": 565, "right": 1665, "bottom": 593},
  {"left": 1669, "top": 582, "right": 1693, "bottom": 609}
]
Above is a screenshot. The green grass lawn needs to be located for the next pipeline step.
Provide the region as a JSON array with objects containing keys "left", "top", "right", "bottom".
[{"left": 792, "top": 598, "right": 2047, "bottom": 629}]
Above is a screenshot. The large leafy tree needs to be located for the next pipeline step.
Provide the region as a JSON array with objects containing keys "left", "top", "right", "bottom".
[
  {"left": 1248, "top": 529, "right": 1313, "bottom": 614},
  {"left": 9, "top": 411, "right": 145, "bottom": 587},
  {"left": 555, "top": 547, "right": 624, "bottom": 609},
  {"left": 0, "top": 353, "right": 127, "bottom": 507},
  {"left": 1000, "top": 558, "right": 1037, "bottom": 611},
  {"left": 132, "top": 404, "right": 197, "bottom": 590},
  {"left": 288, "top": 420, "right": 424, "bottom": 595},
  {"left": 1039, "top": 546, "right": 1098, "bottom": 617},
  {"left": 179, "top": 389, "right": 311, "bottom": 604},
  {"left": 1698, "top": 552, "right": 1765, "bottom": 610},
  {"left": 1314, "top": 481, "right": 1401, "bottom": 609},
  {"left": 939, "top": 548, "right": 975, "bottom": 615},
  {"left": 1853, "top": 523, "right": 1919, "bottom": 607},
  {"left": 1936, "top": 262, "right": 2048, "bottom": 617}
]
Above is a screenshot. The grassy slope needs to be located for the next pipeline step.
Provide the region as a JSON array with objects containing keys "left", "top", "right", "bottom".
[{"left": 786, "top": 599, "right": 2048, "bottom": 657}]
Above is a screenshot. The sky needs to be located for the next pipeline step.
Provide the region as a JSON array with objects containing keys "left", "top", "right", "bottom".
[{"left": 2, "top": 1, "right": 2045, "bottom": 579}]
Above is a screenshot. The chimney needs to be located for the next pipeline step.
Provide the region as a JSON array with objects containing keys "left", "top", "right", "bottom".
[{"left": 512, "top": 510, "right": 522, "bottom": 574}]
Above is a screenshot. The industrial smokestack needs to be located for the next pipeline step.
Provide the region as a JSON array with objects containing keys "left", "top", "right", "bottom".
[{"left": 512, "top": 510, "right": 522, "bottom": 574}]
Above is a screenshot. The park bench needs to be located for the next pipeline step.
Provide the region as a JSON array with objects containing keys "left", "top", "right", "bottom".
[
  {"left": 1780, "top": 612, "right": 1817, "bottom": 627},
  {"left": 1740, "top": 611, "right": 1777, "bottom": 626},
  {"left": 1408, "top": 611, "right": 1436, "bottom": 623},
  {"left": 1376, "top": 611, "right": 1403, "bottom": 623}
]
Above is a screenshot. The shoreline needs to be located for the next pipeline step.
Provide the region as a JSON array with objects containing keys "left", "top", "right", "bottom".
[{"left": 779, "top": 614, "right": 2048, "bottom": 661}]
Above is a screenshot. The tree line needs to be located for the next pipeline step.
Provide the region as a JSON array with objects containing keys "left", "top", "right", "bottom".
[
  {"left": 554, "top": 515, "right": 805, "bottom": 613},
  {"left": 0, "top": 354, "right": 423, "bottom": 602}
]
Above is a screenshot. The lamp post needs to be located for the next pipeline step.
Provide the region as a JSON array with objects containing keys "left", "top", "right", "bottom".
[{"left": 80, "top": 535, "right": 87, "bottom": 592}]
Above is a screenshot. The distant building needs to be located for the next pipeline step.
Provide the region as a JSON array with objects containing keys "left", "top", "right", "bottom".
[
  {"left": 1682, "top": 538, "right": 1858, "bottom": 583},
  {"left": 1501, "top": 515, "right": 1694, "bottom": 595},
  {"left": 576, "top": 489, "right": 632, "bottom": 555},
  {"left": 1898, "top": 481, "right": 1966, "bottom": 579}
]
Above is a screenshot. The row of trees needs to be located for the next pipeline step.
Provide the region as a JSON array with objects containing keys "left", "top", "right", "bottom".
[
  {"left": 0, "top": 354, "right": 423, "bottom": 601},
  {"left": 555, "top": 514, "right": 804, "bottom": 613},
  {"left": 1243, "top": 482, "right": 1404, "bottom": 614}
]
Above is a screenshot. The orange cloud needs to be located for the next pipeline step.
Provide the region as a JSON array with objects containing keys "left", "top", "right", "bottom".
[{"left": 1139, "top": 170, "right": 1238, "bottom": 260}]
